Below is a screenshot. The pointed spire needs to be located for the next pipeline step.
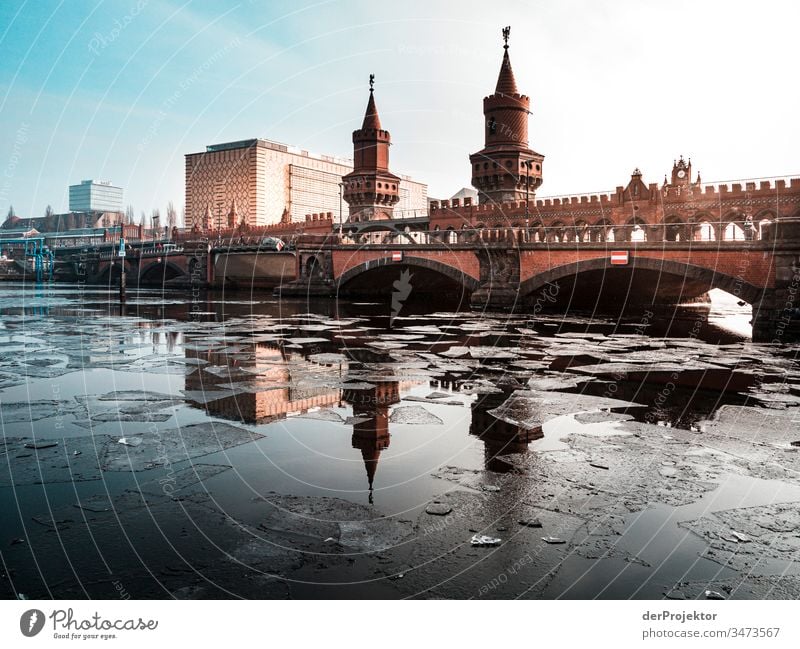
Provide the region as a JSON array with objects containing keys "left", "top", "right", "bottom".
[
  {"left": 495, "top": 26, "right": 519, "bottom": 96},
  {"left": 227, "top": 199, "right": 238, "bottom": 228},
  {"left": 361, "top": 73, "right": 382, "bottom": 130},
  {"left": 362, "top": 446, "right": 379, "bottom": 492}
]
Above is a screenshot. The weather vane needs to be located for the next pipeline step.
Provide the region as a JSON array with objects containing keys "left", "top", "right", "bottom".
[
  {"left": 502, "top": 26, "right": 510, "bottom": 49},
  {"left": 369, "top": 73, "right": 375, "bottom": 91}
]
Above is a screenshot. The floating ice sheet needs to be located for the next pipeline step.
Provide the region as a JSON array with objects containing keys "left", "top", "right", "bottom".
[
  {"left": 99, "top": 422, "right": 264, "bottom": 472},
  {"left": 487, "top": 390, "right": 639, "bottom": 431},
  {"left": 389, "top": 405, "right": 444, "bottom": 425}
]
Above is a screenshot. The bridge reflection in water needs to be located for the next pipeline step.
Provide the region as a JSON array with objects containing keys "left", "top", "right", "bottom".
[{"left": 181, "top": 341, "right": 542, "bottom": 498}]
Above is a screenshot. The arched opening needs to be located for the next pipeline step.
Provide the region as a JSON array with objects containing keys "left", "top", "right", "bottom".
[
  {"left": 337, "top": 256, "right": 477, "bottom": 310},
  {"left": 138, "top": 261, "right": 184, "bottom": 285},
  {"left": 663, "top": 216, "right": 686, "bottom": 242},
  {"left": 188, "top": 257, "right": 201, "bottom": 279},
  {"left": 305, "top": 255, "right": 322, "bottom": 279},
  {"left": 693, "top": 221, "right": 716, "bottom": 241},
  {"left": 519, "top": 257, "right": 762, "bottom": 318},
  {"left": 573, "top": 220, "right": 589, "bottom": 242},
  {"left": 96, "top": 263, "right": 123, "bottom": 283},
  {"left": 755, "top": 210, "right": 775, "bottom": 240},
  {"left": 758, "top": 218, "right": 772, "bottom": 240},
  {"left": 593, "top": 219, "right": 614, "bottom": 242},
  {"left": 722, "top": 221, "right": 746, "bottom": 241},
  {"left": 549, "top": 221, "right": 565, "bottom": 243},
  {"left": 626, "top": 217, "right": 648, "bottom": 242}
]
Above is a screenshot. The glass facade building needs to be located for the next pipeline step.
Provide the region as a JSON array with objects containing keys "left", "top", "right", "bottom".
[
  {"left": 185, "top": 139, "right": 427, "bottom": 228},
  {"left": 68, "top": 180, "right": 124, "bottom": 212}
]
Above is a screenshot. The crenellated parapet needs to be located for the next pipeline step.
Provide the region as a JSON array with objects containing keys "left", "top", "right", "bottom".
[{"left": 429, "top": 172, "right": 800, "bottom": 241}]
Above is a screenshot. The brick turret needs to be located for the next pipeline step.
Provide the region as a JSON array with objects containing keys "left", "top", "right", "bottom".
[
  {"left": 342, "top": 75, "right": 401, "bottom": 224},
  {"left": 470, "top": 27, "right": 544, "bottom": 206}
]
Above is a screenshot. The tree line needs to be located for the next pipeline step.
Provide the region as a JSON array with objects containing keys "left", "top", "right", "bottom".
[{"left": 5, "top": 203, "right": 185, "bottom": 228}]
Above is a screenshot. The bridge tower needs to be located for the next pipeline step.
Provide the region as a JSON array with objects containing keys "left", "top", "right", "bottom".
[
  {"left": 470, "top": 26, "right": 544, "bottom": 205},
  {"left": 342, "top": 75, "right": 401, "bottom": 224}
]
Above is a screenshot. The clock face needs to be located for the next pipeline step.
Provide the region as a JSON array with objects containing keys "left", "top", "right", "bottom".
[{"left": 677, "top": 169, "right": 686, "bottom": 179}]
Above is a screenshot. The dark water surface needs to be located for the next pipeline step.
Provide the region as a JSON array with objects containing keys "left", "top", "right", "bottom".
[{"left": 1, "top": 283, "right": 799, "bottom": 599}]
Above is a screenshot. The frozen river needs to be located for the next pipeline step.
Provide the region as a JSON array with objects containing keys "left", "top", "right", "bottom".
[{"left": 1, "top": 283, "right": 799, "bottom": 599}]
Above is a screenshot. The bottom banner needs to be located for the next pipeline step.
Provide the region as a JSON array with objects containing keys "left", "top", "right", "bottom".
[{"left": 0, "top": 600, "right": 797, "bottom": 647}]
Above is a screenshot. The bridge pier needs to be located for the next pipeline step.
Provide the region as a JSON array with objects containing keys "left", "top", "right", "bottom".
[
  {"left": 751, "top": 219, "right": 800, "bottom": 342},
  {"left": 275, "top": 250, "right": 335, "bottom": 298},
  {"left": 470, "top": 247, "right": 520, "bottom": 310}
]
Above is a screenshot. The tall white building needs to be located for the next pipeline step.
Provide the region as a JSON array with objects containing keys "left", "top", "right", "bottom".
[
  {"left": 185, "top": 138, "right": 427, "bottom": 228},
  {"left": 68, "top": 180, "right": 123, "bottom": 213}
]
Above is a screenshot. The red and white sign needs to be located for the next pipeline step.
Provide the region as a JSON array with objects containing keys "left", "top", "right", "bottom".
[
  {"left": 610, "top": 251, "right": 629, "bottom": 265},
  {"left": 392, "top": 251, "right": 403, "bottom": 262}
]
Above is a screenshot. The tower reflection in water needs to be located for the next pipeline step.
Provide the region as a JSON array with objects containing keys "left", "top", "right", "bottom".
[
  {"left": 183, "top": 342, "right": 541, "bottom": 496},
  {"left": 182, "top": 342, "right": 403, "bottom": 500},
  {"left": 344, "top": 381, "right": 399, "bottom": 504},
  {"left": 468, "top": 382, "right": 543, "bottom": 473}
]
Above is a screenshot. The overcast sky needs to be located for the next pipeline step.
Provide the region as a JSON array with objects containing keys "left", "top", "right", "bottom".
[{"left": 1, "top": 0, "right": 799, "bottom": 218}]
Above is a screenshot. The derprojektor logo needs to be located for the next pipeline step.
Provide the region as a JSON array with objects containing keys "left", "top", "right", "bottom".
[{"left": 19, "top": 609, "right": 46, "bottom": 637}]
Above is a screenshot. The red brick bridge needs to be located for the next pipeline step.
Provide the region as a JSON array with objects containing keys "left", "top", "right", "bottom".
[{"left": 278, "top": 220, "right": 800, "bottom": 342}]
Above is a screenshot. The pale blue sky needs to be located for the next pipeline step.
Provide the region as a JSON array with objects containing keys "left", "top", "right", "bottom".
[{"left": 1, "top": 0, "right": 798, "bottom": 219}]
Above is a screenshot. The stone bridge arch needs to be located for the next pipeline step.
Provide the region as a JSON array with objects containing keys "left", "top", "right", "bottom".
[
  {"left": 519, "top": 255, "right": 764, "bottom": 306},
  {"left": 336, "top": 254, "right": 480, "bottom": 296},
  {"left": 93, "top": 258, "right": 135, "bottom": 283},
  {"left": 137, "top": 260, "right": 188, "bottom": 285}
]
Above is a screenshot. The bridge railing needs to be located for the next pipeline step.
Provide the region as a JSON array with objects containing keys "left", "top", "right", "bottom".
[
  {"left": 98, "top": 246, "right": 183, "bottom": 260},
  {"left": 293, "top": 220, "right": 775, "bottom": 246}
]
